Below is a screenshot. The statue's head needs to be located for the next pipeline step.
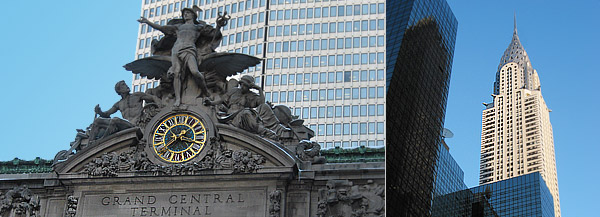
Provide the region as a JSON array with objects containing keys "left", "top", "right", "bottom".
[
  {"left": 115, "top": 80, "right": 130, "bottom": 95},
  {"left": 159, "top": 76, "right": 173, "bottom": 88},
  {"left": 239, "top": 75, "right": 255, "bottom": 90},
  {"left": 181, "top": 7, "right": 202, "bottom": 22}
]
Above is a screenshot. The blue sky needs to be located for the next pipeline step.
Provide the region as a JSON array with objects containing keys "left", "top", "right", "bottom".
[{"left": 0, "top": 0, "right": 598, "bottom": 216}]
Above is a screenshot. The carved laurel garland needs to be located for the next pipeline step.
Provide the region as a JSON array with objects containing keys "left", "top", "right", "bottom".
[
  {"left": 316, "top": 180, "right": 385, "bottom": 217},
  {"left": 0, "top": 185, "right": 40, "bottom": 217},
  {"left": 65, "top": 195, "right": 78, "bottom": 217},
  {"left": 268, "top": 190, "right": 282, "bottom": 217},
  {"left": 82, "top": 141, "right": 265, "bottom": 177}
]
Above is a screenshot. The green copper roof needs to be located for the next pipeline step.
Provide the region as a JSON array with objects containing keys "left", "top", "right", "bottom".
[
  {"left": 0, "top": 157, "right": 53, "bottom": 174},
  {"left": 321, "top": 146, "right": 385, "bottom": 163}
]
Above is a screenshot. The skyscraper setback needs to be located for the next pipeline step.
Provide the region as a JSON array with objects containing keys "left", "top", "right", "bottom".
[{"left": 480, "top": 20, "right": 560, "bottom": 216}]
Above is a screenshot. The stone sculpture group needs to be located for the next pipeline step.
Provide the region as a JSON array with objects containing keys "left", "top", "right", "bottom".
[{"left": 53, "top": 6, "right": 322, "bottom": 172}]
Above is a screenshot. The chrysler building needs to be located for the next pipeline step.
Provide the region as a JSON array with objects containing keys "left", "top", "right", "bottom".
[{"left": 479, "top": 19, "right": 560, "bottom": 216}]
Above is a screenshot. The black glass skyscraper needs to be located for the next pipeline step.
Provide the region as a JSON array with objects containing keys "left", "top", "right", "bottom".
[
  {"left": 386, "top": 0, "right": 458, "bottom": 216},
  {"left": 432, "top": 172, "right": 554, "bottom": 217}
]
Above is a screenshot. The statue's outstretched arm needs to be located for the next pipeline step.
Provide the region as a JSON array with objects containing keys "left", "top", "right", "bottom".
[
  {"left": 95, "top": 103, "right": 119, "bottom": 118},
  {"left": 138, "top": 17, "right": 177, "bottom": 35},
  {"left": 136, "top": 92, "right": 161, "bottom": 104}
]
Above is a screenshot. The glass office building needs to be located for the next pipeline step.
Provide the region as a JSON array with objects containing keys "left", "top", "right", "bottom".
[
  {"left": 433, "top": 172, "right": 554, "bottom": 217},
  {"left": 432, "top": 189, "right": 499, "bottom": 217},
  {"left": 434, "top": 140, "right": 467, "bottom": 197},
  {"left": 385, "top": 0, "right": 457, "bottom": 215},
  {"left": 133, "top": 0, "right": 385, "bottom": 150}
]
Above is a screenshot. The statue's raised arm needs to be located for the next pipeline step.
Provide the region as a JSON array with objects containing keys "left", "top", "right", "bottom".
[{"left": 137, "top": 17, "right": 177, "bottom": 35}]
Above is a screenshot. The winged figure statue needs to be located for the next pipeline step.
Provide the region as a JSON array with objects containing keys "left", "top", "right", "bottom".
[{"left": 124, "top": 6, "right": 261, "bottom": 106}]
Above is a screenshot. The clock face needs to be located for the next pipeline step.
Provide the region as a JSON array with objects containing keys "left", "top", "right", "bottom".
[{"left": 152, "top": 113, "right": 207, "bottom": 163}]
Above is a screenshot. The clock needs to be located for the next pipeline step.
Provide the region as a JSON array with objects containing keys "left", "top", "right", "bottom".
[{"left": 151, "top": 113, "right": 207, "bottom": 163}]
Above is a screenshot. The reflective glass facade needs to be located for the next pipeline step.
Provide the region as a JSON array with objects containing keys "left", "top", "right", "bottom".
[
  {"left": 385, "top": 0, "right": 457, "bottom": 216},
  {"left": 434, "top": 140, "right": 467, "bottom": 197},
  {"left": 433, "top": 172, "right": 554, "bottom": 217},
  {"left": 432, "top": 189, "right": 499, "bottom": 217}
]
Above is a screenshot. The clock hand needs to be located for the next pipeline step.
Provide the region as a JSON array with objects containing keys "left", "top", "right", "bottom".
[
  {"left": 180, "top": 136, "right": 202, "bottom": 144},
  {"left": 169, "top": 130, "right": 177, "bottom": 140},
  {"left": 160, "top": 135, "right": 178, "bottom": 153},
  {"left": 176, "top": 129, "right": 188, "bottom": 138}
]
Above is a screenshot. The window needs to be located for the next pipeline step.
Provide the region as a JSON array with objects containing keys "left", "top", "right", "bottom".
[
  {"left": 360, "top": 105, "right": 367, "bottom": 116},
  {"left": 309, "top": 107, "right": 317, "bottom": 119},
  {"left": 370, "top": 3, "right": 377, "bottom": 14},
  {"left": 265, "top": 75, "right": 272, "bottom": 86},
  {"left": 360, "top": 87, "right": 367, "bottom": 99},
  {"left": 368, "top": 122, "right": 376, "bottom": 134},
  {"left": 318, "top": 124, "right": 324, "bottom": 136},
  {"left": 377, "top": 104, "right": 384, "bottom": 116},
  {"left": 327, "top": 89, "right": 334, "bottom": 100},
  {"left": 319, "top": 107, "right": 326, "bottom": 118},
  {"left": 303, "top": 90, "right": 309, "bottom": 101},
  {"left": 360, "top": 123, "right": 367, "bottom": 134},
  {"left": 378, "top": 19, "right": 384, "bottom": 30},
  {"left": 338, "top": 6, "right": 345, "bottom": 16},
  {"left": 296, "top": 90, "right": 302, "bottom": 101},
  {"left": 326, "top": 124, "right": 333, "bottom": 136},
  {"left": 369, "top": 20, "right": 377, "bottom": 31},
  {"left": 369, "top": 87, "right": 376, "bottom": 98},
  {"left": 351, "top": 123, "right": 358, "bottom": 135},
  {"left": 272, "top": 92, "right": 279, "bottom": 103},
  {"left": 273, "top": 75, "right": 280, "bottom": 86},
  {"left": 284, "top": 9, "right": 291, "bottom": 20},
  {"left": 377, "top": 87, "right": 384, "bottom": 98},
  {"left": 343, "top": 106, "right": 350, "bottom": 117}
]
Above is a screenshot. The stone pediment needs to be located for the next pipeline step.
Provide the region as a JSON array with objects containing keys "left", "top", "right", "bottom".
[{"left": 53, "top": 123, "right": 297, "bottom": 177}]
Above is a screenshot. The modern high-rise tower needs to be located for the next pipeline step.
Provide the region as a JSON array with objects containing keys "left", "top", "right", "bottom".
[
  {"left": 479, "top": 20, "right": 560, "bottom": 216},
  {"left": 385, "top": 0, "right": 457, "bottom": 215},
  {"left": 133, "top": 0, "right": 386, "bottom": 150}
]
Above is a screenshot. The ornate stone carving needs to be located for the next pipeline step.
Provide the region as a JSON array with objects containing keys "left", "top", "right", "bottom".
[
  {"left": 317, "top": 180, "right": 384, "bottom": 217},
  {"left": 53, "top": 129, "right": 90, "bottom": 165},
  {"left": 83, "top": 139, "right": 266, "bottom": 177},
  {"left": 0, "top": 185, "right": 40, "bottom": 217},
  {"left": 94, "top": 80, "right": 160, "bottom": 130},
  {"left": 268, "top": 190, "right": 282, "bottom": 217},
  {"left": 65, "top": 195, "right": 78, "bottom": 217},
  {"left": 295, "top": 140, "right": 326, "bottom": 164},
  {"left": 232, "top": 149, "right": 266, "bottom": 174},
  {"left": 205, "top": 75, "right": 279, "bottom": 140},
  {"left": 82, "top": 152, "right": 120, "bottom": 177}
]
